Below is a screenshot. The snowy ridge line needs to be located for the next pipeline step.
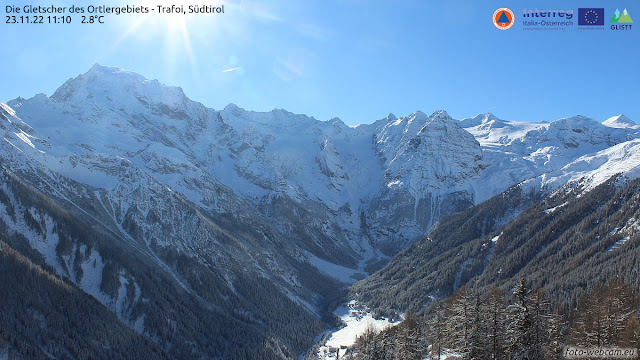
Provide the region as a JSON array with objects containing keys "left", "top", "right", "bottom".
[
  {"left": 522, "top": 138, "right": 640, "bottom": 196},
  {"left": 2, "top": 64, "right": 640, "bottom": 296}
]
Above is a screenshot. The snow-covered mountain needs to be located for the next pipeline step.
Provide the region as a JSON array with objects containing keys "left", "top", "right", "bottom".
[
  {"left": 459, "top": 112, "right": 639, "bottom": 202},
  {"left": 3, "top": 64, "right": 640, "bottom": 358},
  {"left": 603, "top": 114, "right": 637, "bottom": 129},
  {"left": 522, "top": 138, "right": 640, "bottom": 195},
  {"left": 4, "top": 64, "right": 640, "bottom": 277}
]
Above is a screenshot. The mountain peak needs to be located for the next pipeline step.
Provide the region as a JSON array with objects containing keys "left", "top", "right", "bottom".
[
  {"left": 459, "top": 113, "right": 504, "bottom": 128},
  {"left": 404, "top": 110, "right": 452, "bottom": 127},
  {"left": 329, "top": 117, "right": 344, "bottom": 126},
  {"left": 82, "top": 63, "right": 146, "bottom": 84},
  {"left": 412, "top": 110, "right": 428, "bottom": 118},
  {"left": 430, "top": 110, "right": 450, "bottom": 119},
  {"left": 224, "top": 103, "right": 241, "bottom": 111},
  {"left": 550, "top": 115, "right": 601, "bottom": 130},
  {"left": 483, "top": 112, "right": 498, "bottom": 121},
  {"left": 603, "top": 114, "right": 636, "bottom": 128},
  {"left": 87, "top": 63, "right": 118, "bottom": 74},
  {"left": 51, "top": 64, "right": 185, "bottom": 107}
]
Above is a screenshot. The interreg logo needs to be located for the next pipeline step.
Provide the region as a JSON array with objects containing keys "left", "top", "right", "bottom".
[
  {"left": 523, "top": 8, "right": 573, "bottom": 19},
  {"left": 521, "top": 8, "right": 574, "bottom": 29},
  {"left": 493, "top": 7, "right": 515, "bottom": 30},
  {"left": 611, "top": 8, "right": 633, "bottom": 30}
]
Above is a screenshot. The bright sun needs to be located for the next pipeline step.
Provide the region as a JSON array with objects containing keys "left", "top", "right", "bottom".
[{"left": 108, "top": 0, "right": 228, "bottom": 69}]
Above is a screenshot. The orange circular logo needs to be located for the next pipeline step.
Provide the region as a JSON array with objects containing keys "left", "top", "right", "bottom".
[{"left": 493, "top": 7, "right": 515, "bottom": 30}]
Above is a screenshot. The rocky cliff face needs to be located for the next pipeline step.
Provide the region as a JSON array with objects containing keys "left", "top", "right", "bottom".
[
  {"left": 2, "top": 64, "right": 640, "bottom": 358},
  {"left": 5, "top": 65, "right": 640, "bottom": 277}
]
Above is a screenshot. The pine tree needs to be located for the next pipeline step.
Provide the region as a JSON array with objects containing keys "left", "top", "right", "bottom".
[
  {"left": 529, "top": 287, "right": 562, "bottom": 359},
  {"left": 444, "top": 287, "right": 474, "bottom": 358},
  {"left": 377, "top": 327, "right": 394, "bottom": 360},
  {"left": 570, "top": 279, "right": 640, "bottom": 349},
  {"left": 506, "top": 278, "right": 534, "bottom": 360},
  {"left": 427, "top": 302, "right": 446, "bottom": 360},
  {"left": 485, "top": 288, "right": 506, "bottom": 360},
  {"left": 354, "top": 326, "right": 377, "bottom": 360},
  {"left": 351, "top": 325, "right": 394, "bottom": 360},
  {"left": 395, "top": 312, "right": 423, "bottom": 360},
  {"left": 469, "top": 293, "right": 488, "bottom": 359}
]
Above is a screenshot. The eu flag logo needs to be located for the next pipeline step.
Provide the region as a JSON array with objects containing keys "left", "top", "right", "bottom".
[{"left": 579, "top": 8, "right": 604, "bottom": 25}]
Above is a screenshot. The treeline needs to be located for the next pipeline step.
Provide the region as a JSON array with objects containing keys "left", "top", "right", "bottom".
[
  {"left": 345, "top": 278, "right": 639, "bottom": 360},
  {"left": 352, "top": 184, "right": 543, "bottom": 313},
  {"left": 352, "top": 175, "right": 640, "bottom": 321},
  {"left": 0, "top": 163, "right": 331, "bottom": 359},
  {"left": 0, "top": 240, "right": 168, "bottom": 360}
]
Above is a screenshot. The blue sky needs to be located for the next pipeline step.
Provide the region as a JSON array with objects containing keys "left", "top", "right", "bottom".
[{"left": 1, "top": 0, "right": 638, "bottom": 125}]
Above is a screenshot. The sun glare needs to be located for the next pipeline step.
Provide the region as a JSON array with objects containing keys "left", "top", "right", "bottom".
[{"left": 106, "top": 0, "right": 228, "bottom": 70}]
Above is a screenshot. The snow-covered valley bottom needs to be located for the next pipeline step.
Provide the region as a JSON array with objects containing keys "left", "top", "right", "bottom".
[{"left": 315, "top": 301, "right": 401, "bottom": 359}]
